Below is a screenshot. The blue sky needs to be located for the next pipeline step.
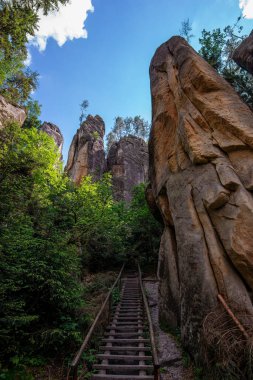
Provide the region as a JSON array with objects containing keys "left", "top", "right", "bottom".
[{"left": 28, "top": 0, "right": 253, "bottom": 162}]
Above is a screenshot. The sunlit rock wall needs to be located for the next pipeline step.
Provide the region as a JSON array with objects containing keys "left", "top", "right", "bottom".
[
  {"left": 148, "top": 36, "right": 253, "bottom": 358},
  {"left": 0, "top": 95, "right": 26, "bottom": 128},
  {"left": 65, "top": 115, "right": 106, "bottom": 184}
]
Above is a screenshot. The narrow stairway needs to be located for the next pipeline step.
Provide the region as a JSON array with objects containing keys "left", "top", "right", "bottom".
[{"left": 91, "top": 272, "right": 154, "bottom": 380}]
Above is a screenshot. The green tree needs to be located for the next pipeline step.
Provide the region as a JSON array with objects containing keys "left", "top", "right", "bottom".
[
  {"left": 198, "top": 18, "right": 253, "bottom": 108},
  {"left": 106, "top": 116, "right": 150, "bottom": 151},
  {"left": 0, "top": 68, "right": 39, "bottom": 105},
  {"left": 125, "top": 184, "right": 162, "bottom": 266},
  {"left": 0, "top": 123, "right": 84, "bottom": 367},
  {"left": 22, "top": 99, "right": 41, "bottom": 129},
  {"left": 0, "top": 0, "right": 70, "bottom": 105},
  {"left": 180, "top": 18, "right": 194, "bottom": 42},
  {"left": 79, "top": 99, "right": 89, "bottom": 125},
  {"left": 66, "top": 174, "right": 128, "bottom": 271}
]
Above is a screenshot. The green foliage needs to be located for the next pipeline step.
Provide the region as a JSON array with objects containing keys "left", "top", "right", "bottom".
[
  {"left": 0, "top": 1, "right": 38, "bottom": 83},
  {"left": 0, "top": 0, "right": 70, "bottom": 106},
  {"left": 66, "top": 174, "right": 128, "bottom": 271},
  {"left": 0, "top": 123, "right": 160, "bottom": 373},
  {"left": 180, "top": 18, "right": 194, "bottom": 42},
  {"left": 125, "top": 184, "right": 162, "bottom": 266},
  {"left": 106, "top": 116, "right": 150, "bottom": 151},
  {"left": 198, "top": 18, "right": 253, "bottom": 108},
  {"left": 0, "top": 123, "right": 84, "bottom": 368},
  {"left": 1, "top": 68, "right": 39, "bottom": 105},
  {"left": 112, "top": 287, "right": 121, "bottom": 306},
  {"left": 79, "top": 99, "right": 89, "bottom": 125},
  {"left": 22, "top": 100, "right": 41, "bottom": 129}
]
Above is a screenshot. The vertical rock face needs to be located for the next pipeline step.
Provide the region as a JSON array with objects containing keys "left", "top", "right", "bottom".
[
  {"left": 0, "top": 95, "right": 26, "bottom": 128},
  {"left": 40, "top": 122, "right": 64, "bottom": 156},
  {"left": 233, "top": 30, "right": 253, "bottom": 74},
  {"left": 107, "top": 135, "right": 148, "bottom": 201},
  {"left": 148, "top": 36, "right": 253, "bottom": 359},
  {"left": 65, "top": 115, "right": 106, "bottom": 184}
]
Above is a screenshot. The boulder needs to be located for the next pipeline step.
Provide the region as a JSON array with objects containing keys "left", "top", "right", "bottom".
[
  {"left": 0, "top": 95, "right": 26, "bottom": 128},
  {"left": 107, "top": 135, "right": 148, "bottom": 201},
  {"left": 233, "top": 30, "right": 253, "bottom": 74},
  {"left": 40, "top": 122, "right": 64, "bottom": 157},
  {"left": 149, "top": 36, "right": 253, "bottom": 359},
  {"left": 65, "top": 115, "right": 106, "bottom": 184}
]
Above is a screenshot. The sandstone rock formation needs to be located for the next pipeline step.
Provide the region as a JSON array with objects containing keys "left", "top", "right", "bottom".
[
  {"left": 0, "top": 95, "right": 26, "bottom": 128},
  {"left": 148, "top": 36, "right": 253, "bottom": 360},
  {"left": 40, "top": 122, "right": 64, "bottom": 156},
  {"left": 107, "top": 135, "right": 148, "bottom": 201},
  {"left": 233, "top": 30, "right": 253, "bottom": 74},
  {"left": 65, "top": 115, "right": 106, "bottom": 184}
]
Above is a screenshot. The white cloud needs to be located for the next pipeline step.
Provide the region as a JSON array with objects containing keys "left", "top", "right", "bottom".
[
  {"left": 29, "top": 0, "right": 94, "bottom": 51},
  {"left": 239, "top": 0, "right": 253, "bottom": 19}
]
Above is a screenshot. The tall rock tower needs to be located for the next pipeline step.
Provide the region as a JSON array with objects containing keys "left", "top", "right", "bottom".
[
  {"left": 148, "top": 36, "right": 253, "bottom": 364},
  {"left": 107, "top": 135, "right": 148, "bottom": 202},
  {"left": 65, "top": 115, "right": 106, "bottom": 184}
]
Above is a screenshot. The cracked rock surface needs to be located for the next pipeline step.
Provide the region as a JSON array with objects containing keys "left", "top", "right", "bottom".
[{"left": 147, "top": 36, "right": 253, "bottom": 359}]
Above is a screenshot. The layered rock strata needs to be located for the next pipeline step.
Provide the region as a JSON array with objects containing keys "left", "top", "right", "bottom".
[
  {"left": 0, "top": 95, "right": 26, "bottom": 128},
  {"left": 233, "top": 30, "right": 253, "bottom": 75},
  {"left": 65, "top": 115, "right": 106, "bottom": 184},
  {"left": 148, "top": 36, "right": 253, "bottom": 358},
  {"left": 40, "top": 122, "right": 64, "bottom": 157},
  {"left": 107, "top": 135, "right": 148, "bottom": 201}
]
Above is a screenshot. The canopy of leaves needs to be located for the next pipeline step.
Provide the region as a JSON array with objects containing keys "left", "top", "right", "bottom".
[
  {"left": 198, "top": 18, "right": 253, "bottom": 108},
  {"left": 0, "top": 123, "right": 83, "bottom": 364},
  {"left": 106, "top": 116, "right": 150, "bottom": 151}
]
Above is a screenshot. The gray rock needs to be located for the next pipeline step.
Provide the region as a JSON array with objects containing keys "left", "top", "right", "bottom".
[
  {"left": 107, "top": 135, "right": 148, "bottom": 201},
  {"left": 0, "top": 95, "right": 26, "bottom": 129},
  {"left": 40, "top": 122, "right": 64, "bottom": 157}
]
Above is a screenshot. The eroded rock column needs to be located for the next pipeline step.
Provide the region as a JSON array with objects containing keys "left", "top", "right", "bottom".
[
  {"left": 65, "top": 115, "right": 106, "bottom": 184},
  {"left": 148, "top": 36, "right": 253, "bottom": 359}
]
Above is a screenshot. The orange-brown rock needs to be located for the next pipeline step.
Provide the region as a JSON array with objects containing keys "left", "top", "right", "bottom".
[
  {"left": 149, "top": 36, "right": 253, "bottom": 358},
  {"left": 65, "top": 115, "right": 106, "bottom": 184},
  {"left": 233, "top": 30, "right": 253, "bottom": 75}
]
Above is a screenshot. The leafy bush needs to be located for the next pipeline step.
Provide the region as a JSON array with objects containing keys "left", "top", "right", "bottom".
[{"left": 0, "top": 123, "right": 84, "bottom": 366}]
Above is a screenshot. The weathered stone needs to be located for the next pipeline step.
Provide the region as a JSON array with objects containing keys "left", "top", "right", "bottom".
[
  {"left": 40, "top": 122, "right": 64, "bottom": 156},
  {"left": 0, "top": 95, "right": 26, "bottom": 128},
  {"left": 107, "top": 135, "right": 148, "bottom": 202},
  {"left": 65, "top": 115, "right": 106, "bottom": 184},
  {"left": 149, "top": 36, "right": 253, "bottom": 359},
  {"left": 233, "top": 30, "right": 253, "bottom": 75}
]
